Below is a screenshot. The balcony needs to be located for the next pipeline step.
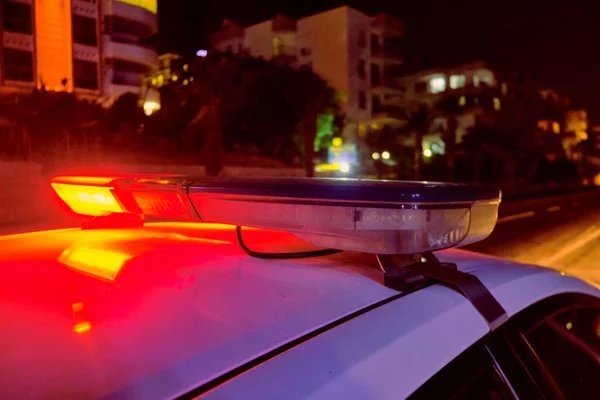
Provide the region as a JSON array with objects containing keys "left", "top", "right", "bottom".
[
  {"left": 2, "top": 32, "right": 34, "bottom": 52},
  {"left": 72, "top": 0, "right": 98, "bottom": 18},
  {"left": 103, "top": 0, "right": 158, "bottom": 34},
  {"left": 103, "top": 36, "right": 158, "bottom": 70},
  {"left": 371, "top": 46, "right": 403, "bottom": 63},
  {"left": 372, "top": 105, "right": 408, "bottom": 121},
  {"left": 371, "top": 77, "right": 405, "bottom": 92}
]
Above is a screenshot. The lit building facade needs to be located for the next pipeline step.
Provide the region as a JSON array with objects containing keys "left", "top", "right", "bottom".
[
  {"left": 394, "top": 62, "right": 507, "bottom": 156},
  {"left": 210, "top": 6, "right": 405, "bottom": 145},
  {"left": 0, "top": 0, "right": 158, "bottom": 105}
]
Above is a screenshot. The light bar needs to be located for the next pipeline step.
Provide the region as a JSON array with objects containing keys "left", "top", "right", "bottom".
[
  {"left": 186, "top": 178, "right": 500, "bottom": 254},
  {"left": 51, "top": 176, "right": 501, "bottom": 255}
]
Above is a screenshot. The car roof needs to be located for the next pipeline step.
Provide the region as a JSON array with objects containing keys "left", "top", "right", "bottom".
[{"left": 0, "top": 222, "right": 598, "bottom": 400}]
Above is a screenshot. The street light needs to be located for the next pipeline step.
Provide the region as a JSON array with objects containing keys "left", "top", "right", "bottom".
[
  {"left": 372, "top": 152, "right": 381, "bottom": 160},
  {"left": 196, "top": 49, "right": 208, "bottom": 57},
  {"left": 382, "top": 151, "right": 390, "bottom": 160},
  {"left": 423, "top": 149, "right": 433, "bottom": 158}
]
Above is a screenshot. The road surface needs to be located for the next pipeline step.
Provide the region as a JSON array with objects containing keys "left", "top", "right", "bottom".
[{"left": 466, "top": 189, "right": 600, "bottom": 288}]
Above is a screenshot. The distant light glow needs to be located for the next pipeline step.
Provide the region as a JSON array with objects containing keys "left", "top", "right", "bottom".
[
  {"left": 429, "top": 77, "right": 446, "bottom": 94},
  {"left": 183, "top": 79, "right": 189, "bottom": 86},
  {"left": 332, "top": 137, "right": 343, "bottom": 147},
  {"left": 172, "top": 75, "right": 178, "bottom": 82},
  {"left": 493, "top": 97, "right": 501, "bottom": 111},
  {"left": 340, "top": 162, "right": 351, "bottom": 173},
  {"left": 381, "top": 151, "right": 390, "bottom": 160},
  {"left": 196, "top": 49, "right": 208, "bottom": 57},
  {"left": 117, "top": 0, "right": 157, "bottom": 14},
  {"left": 566, "top": 322, "right": 573, "bottom": 330},
  {"left": 459, "top": 96, "right": 466, "bottom": 106},
  {"left": 423, "top": 149, "right": 433, "bottom": 158},
  {"left": 74, "top": 321, "right": 92, "bottom": 334},
  {"left": 372, "top": 152, "right": 381, "bottom": 160},
  {"left": 552, "top": 122, "right": 560, "bottom": 134},
  {"left": 143, "top": 101, "right": 161, "bottom": 116},
  {"left": 59, "top": 245, "right": 133, "bottom": 281},
  {"left": 449, "top": 75, "right": 465, "bottom": 89}
]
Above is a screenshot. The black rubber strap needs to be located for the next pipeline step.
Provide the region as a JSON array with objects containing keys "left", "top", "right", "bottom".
[{"left": 408, "top": 258, "right": 509, "bottom": 330}]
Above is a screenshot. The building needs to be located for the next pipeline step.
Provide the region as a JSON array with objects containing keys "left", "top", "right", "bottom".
[
  {"left": 394, "top": 62, "right": 507, "bottom": 156},
  {"left": 0, "top": 0, "right": 158, "bottom": 105},
  {"left": 210, "top": 6, "right": 406, "bottom": 150}
]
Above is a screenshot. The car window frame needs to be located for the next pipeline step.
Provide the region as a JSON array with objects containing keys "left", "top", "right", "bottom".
[
  {"left": 408, "top": 322, "right": 547, "bottom": 400},
  {"left": 511, "top": 293, "right": 600, "bottom": 400}
]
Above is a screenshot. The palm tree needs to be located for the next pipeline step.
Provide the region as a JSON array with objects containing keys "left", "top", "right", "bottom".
[{"left": 401, "top": 103, "right": 431, "bottom": 180}]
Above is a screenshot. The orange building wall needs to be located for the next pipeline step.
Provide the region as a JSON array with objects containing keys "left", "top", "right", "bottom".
[{"left": 35, "top": 0, "right": 73, "bottom": 91}]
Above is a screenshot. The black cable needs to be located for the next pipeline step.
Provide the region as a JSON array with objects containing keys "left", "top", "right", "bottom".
[{"left": 235, "top": 226, "right": 341, "bottom": 259}]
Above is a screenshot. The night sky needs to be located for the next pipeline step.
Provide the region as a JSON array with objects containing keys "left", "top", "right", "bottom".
[{"left": 158, "top": 0, "right": 600, "bottom": 121}]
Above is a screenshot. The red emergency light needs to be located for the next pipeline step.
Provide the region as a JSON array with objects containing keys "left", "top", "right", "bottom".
[{"left": 50, "top": 175, "right": 501, "bottom": 255}]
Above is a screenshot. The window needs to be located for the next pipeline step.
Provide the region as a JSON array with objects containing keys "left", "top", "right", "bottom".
[
  {"left": 73, "top": 60, "right": 98, "bottom": 90},
  {"left": 371, "top": 64, "right": 381, "bottom": 85},
  {"left": 272, "top": 37, "right": 284, "bottom": 56},
  {"left": 3, "top": 48, "right": 33, "bottom": 82},
  {"left": 493, "top": 97, "right": 501, "bottom": 111},
  {"left": 521, "top": 295, "right": 600, "bottom": 399},
  {"left": 2, "top": 0, "right": 33, "bottom": 34},
  {"left": 429, "top": 77, "right": 446, "bottom": 93},
  {"left": 450, "top": 74, "right": 466, "bottom": 89},
  {"left": 358, "top": 91, "right": 367, "bottom": 110},
  {"left": 409, "top": 343, "right": 513, "bottom": 400},
  {"left": 357, "top": 59, "right": 366, "bottom": 79},
  {"left": 415, "top": 82, "right": 427, "bottom": 94},
  {"left": 370, "top": 34, "right": 381, "bottom": 53},
  {"left": 72, "top": 15, "right": 97, "bottom": 46},
  {"left": 372, "top": 95, "right": 382, "bottom": 113},
  {"left": 358, "top": 30, "right": 367, "bottom": 48}
]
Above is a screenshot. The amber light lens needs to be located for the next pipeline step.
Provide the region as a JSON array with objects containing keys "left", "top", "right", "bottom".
[{"left": 51, "top": 183, "right": 124, "bottom": 216}]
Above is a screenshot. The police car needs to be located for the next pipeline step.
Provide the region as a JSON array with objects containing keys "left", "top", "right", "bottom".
[{"left": 0, "top": 176, "right": 598, "bottom": 400}]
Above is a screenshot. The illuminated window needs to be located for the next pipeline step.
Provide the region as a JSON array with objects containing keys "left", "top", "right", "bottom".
[
  {"left": 501, "top": 82, "right": 508, "bottom": 95},
  {"left": 429, "top": 77, "right": 446, "bottom": 94},
  {"left": 552, "top": 122, "right": 560, "bottom": 134},
  {"left": 272, "top": 37, "right": 284, "bottom": 56},
  {"left": 73, "top": 60, "right": 98, "bottom": 90},
  {"left": 116, "top": 0, "right": 157, "bottom": 14},
  {"left": 459, "top": 96, "right": 466, "bottom": 106},
  {"left": 3, "top": 48, "right": 33, "bottom": 82},
  {"left": 493, "top": 97, "right": 501, "bottom": 111},
  {"left": 2, "top": 0, "right": 32, "bottom": 34},
  {"left": 449, "top": 75, "right": 466, "bottom": 89},
  {"left": 157, "top": 74, "right": 164, "bottom": 86},
  {"left": 72, "top": 15, "right": 97, "bottom": 46}
]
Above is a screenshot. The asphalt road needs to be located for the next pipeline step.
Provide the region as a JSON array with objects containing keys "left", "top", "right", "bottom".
[{"left": 465, "top": 189, "right": 600, "bottom": 287}]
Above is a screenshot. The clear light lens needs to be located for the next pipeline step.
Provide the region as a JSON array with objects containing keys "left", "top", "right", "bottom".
[{"left": 189, "top": 196, "right": 499, "bottom": 254}]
